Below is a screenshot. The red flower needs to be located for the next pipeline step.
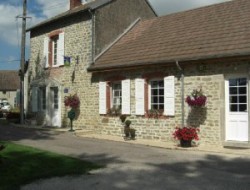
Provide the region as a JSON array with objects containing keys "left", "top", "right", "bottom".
[
  {"left": 186, "top": 89, "right": 207, "bottom": 107},
  {"left": 173, "top": 127, "right": 199, "bottom": 141},
  {"left": 64, "top": 94, "right": 80, "bottom": 109}
]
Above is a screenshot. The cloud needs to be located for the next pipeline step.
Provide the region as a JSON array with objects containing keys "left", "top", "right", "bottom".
[
  {"left": 149, "top": 0, "right": 231, "bottom": 16},
  {"left": 35, "top": 0, "right": 68, "bottom": 18},
  {"left": 0, "top": 0, "right": 69, "bottom": 47}
]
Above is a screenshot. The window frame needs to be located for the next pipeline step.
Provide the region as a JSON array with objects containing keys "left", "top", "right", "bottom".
[
  {"left": 148, "top": 78, "right": 164, "bottom": 111},
  {"left": 110, "top": 81, "right": 122, "bottom": 110}
]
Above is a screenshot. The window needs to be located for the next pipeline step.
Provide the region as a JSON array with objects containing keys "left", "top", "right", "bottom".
[
  {"left": 52, "top": 36, "right": 58, "bottom": 66},
  {"left": 99, "top": 79, "right": 130, "bottom": 115},
  {"left": 229, "top": 78, "right": 247, "bottom": 112},
  {"left": 111, "top": 82, "right": 122, "bottom": 110},
  {"left": 149, "top": 79, "right": 164, "bottom": 110},
  {"left": 135, "top": 75, "right": 175, "bottom": 116},
  {"left": 40, "top": 87, "right": 46, "bottom": 110},
  {"left": 53, "top": 87, "right": 59, "bottom": 109},
  {"left": 44, "top": 32, "right": 64, "bottom": 68}
]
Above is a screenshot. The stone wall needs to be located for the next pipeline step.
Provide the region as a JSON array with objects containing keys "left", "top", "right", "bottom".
[
  {"left": 94, "top": 0, "right": 156, "bottom": 55},
  {"left": 90, "top": 59, "right": 250, "bottom": 146}
]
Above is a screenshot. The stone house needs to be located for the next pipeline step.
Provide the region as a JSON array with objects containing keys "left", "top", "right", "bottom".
[
  {"left": 88, "top": 0, "right": 250, "bottom": 148},
  {"left": 0, "top": 71, "right": 20, "bottom": 107},
  {"left": 26, "top": 0, "right": 156, "bottom": 127}
]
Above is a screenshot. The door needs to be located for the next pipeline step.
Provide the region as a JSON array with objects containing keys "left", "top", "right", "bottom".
[
  {"left": 225, "top": 77, "right": 248, "bottom": 141},
  {"left": 49, "top": 87, "right": 61, "bottom": 127}
]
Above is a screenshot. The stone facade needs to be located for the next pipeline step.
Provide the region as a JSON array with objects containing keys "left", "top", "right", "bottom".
[
  {"left": 91, "top": 59, "right": 250, "bottom": 147},
  {"left": 28, "top": 0, "right": 155, "bottom": 128}
]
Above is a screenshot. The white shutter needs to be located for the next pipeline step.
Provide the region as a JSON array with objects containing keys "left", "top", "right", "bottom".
[
  {"left": 43, "top": 37, "right": 49, "bottom": 68},
  {"left": 164, "top": 76, "right": 175, "bottom": 116},
  {"left": 57, "top": 32, "right": 64, "bottom": 66},
  {"left": 99, "top": 82, "right": 107, "bottom": 114},
  {"left": 122, "top": 79, "right": 130, "bottom": 114},
  {"left": 32, "top": 87, "right": 38, "bottom": 112},
  {"left": 135, "top": 78, "right": 145, "bottom": 115}
]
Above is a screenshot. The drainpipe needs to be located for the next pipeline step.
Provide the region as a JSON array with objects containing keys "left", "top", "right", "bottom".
[
  {"left": 176, "top": 61, "right": 185, "bottom": 127},
  {"left": 88, "top": 9, "right": 95, "bottom": 64}
]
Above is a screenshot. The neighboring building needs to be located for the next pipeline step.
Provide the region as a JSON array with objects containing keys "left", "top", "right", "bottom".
[
  {"left": 27, "top": 0, "right": 156, "bottom": 127},
  {"left": 88, "top": 0, "right": 250, "bottom": 148},
  {"left": 0, "top": 71, "right": 20, "bottom": 107}
]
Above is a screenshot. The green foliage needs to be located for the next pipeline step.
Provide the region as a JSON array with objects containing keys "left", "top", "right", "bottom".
[{"left": 0, "top": 141, "right": 102, "bottom": 190}]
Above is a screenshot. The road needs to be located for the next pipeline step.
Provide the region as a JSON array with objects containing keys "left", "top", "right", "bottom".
[{"left": 1, "top": 125, "right": 250, "bottom": 190}]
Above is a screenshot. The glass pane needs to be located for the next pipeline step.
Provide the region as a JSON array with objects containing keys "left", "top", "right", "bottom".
[
  {"left": 229, "top": 87, "right": 237, "bottom": 95},
  {"left": 230, "top": 96, "right": 238, "bottom": 104},
  {"left": 114, "top": 91, "right": 120, "bottom": 96},
  {"left": 152, "top": 89, "right": 158, "bottom": 96},
  {"left": 239, "top": 96, "right": 247, "bottom": 103},
  {"left": 230, "top": 104, "right": 237, "bottom": 112},
  {"left": 159, "top": 104, "right": 164, "bottom": 110},
  {"left": 158, "top": 80, "right": 164, "bottom": 87},
  {"left": 238, "top": 78, "right": 247, "bottom": 86},
  {"left": 159, "top": 89, "right": 164, "bottom": 95},
  {"left": 239, "top": 104, "right": 247, "bottom": 112},
  {"left": 152, "top": 104, "right": 158, "bottom": 109},
  {"left": 151, "top": 81, "right": 158, "bottom": 88},
  {"left": 159, "top": 97, "right": 164, "bottom": 103},
  {"left": 152, "top": 97, "right": 158, "bottom": 103},
  {"left": 229, "top": 79, "right": 237, "bottom": 86},
  {"left": 239, "top": 87, "right": 247, "bottom": 94}
]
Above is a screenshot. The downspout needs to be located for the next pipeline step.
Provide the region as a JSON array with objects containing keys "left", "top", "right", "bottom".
[
  {"left": 88, "top": 9, "right": 95, "bottom": 64},
  {"left": 176, "top": 61, "right": 185, "bottom": 127}
]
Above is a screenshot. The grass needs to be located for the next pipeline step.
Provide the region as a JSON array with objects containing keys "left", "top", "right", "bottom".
[{"left": 0, "top": 141, "right": 102, "bottom": 190}]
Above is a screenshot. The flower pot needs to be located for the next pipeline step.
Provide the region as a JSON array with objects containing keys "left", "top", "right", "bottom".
[{"left": 180, "top": 139, "right": 192, "bottom": 148}]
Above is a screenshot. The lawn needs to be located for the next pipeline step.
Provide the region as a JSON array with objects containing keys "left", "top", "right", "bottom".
[{"left": 0, "top": 141, "right": 102, "bottom": 190}]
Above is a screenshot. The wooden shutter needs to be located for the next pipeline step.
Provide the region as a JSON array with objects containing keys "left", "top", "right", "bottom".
[
  {"left": 135, "top": 78, "right": 145, "bottom": 115},
  {"left": 164, "top": 76, "right": 175, "bottom": 116},
  {"left": 99, "top": 82, "right": 107, "bottom": 114},
  {"left": 122, "top": 79, "right": 130, "bottom": 114},
  {"left": 57, "top": 32, "right": 65, "bottom": 66},
  {"left": 32, "top": 87, "right": 38, "bottom": 112},
  {"left": 43, "top": 37, "right": 49, "bottom": 68}
]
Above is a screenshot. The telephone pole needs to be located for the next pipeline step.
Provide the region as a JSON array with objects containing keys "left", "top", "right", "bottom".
[{"left": 19, "top": 0, "right": 27, "bottom": 124}]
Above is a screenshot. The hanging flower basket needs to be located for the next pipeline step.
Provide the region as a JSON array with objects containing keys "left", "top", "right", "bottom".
[
  {"left": 186, "top": 88, "right": 207, "bottom": 107},
  {"left": 64, "top": 94, "right": 80, "bottom": 109}
]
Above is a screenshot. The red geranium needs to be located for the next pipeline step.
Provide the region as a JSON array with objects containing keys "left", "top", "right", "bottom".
[
  {"left": 173, "top": 127, "right": 199, "bottom": 141},
  {"left": 64, "top": 94, "right": 80, "bottom": 109}
]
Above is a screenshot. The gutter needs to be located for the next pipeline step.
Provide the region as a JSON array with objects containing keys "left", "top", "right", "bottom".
[
  {"left": 176, "top": 61, "right": 185, "bottom": 127},
  {"left": 88, "top": 52, "right": 250, "bottom": 72},
  {"left": 88, "top": 9, "right": 95, "bottom": 64}
]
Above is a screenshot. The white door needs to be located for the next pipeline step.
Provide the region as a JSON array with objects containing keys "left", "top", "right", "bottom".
[
  {"left": 226, "top": 77, "right": 248, "bottom": 141},
  {"left": 49, "top": 87, "right": 61, "bottom": 127}
]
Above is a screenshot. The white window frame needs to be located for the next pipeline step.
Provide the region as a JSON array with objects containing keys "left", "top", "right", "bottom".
[
  {"left": 111, "top": 82, "right": 122, "bottom": 110},
  {"left": 148, "top": 78, "right": 164, "bottom": 111},
  {"left": 52, "top": 37, "right": 58, "bottom": 66}
]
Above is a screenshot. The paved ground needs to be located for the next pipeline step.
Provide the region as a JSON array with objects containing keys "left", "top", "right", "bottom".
[{"left": 1, "top": 124, "right": 250, "bottom": 190}]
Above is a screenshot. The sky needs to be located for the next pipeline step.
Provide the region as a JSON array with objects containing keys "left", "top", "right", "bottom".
[{"left": 0, "top": 0, "right": 230, "bottom": 70}]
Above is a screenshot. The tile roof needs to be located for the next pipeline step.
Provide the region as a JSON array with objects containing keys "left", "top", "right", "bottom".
[
  {"left": 90, "top": 0, "right": 250, "bottom": 71},
  {"left": 0, "top": 71, "right": 20, "bottom": 91}
]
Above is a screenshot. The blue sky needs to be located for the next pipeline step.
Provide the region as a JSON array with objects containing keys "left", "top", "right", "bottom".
[{"left": 0, "top": 0, "right": 229, "bottom": 71}]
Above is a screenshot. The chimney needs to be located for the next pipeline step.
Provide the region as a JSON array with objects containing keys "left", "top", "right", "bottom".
[{"left": 70, "top": 0, "right": 82, "bottom": 10}]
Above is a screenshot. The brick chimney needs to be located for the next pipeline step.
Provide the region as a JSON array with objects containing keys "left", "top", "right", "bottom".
[{"left": 70, "top": 0, "right": 82, "bottom": 10}]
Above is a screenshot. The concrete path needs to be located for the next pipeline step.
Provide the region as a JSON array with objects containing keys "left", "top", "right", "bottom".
[{"left": 1, "top": 125, "right": 250, "bottom": 190}]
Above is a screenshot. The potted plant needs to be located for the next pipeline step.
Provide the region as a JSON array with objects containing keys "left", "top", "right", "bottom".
[
  {"left": 186, "top": 88, "right": 207, "bottom": 107},
  {"left": 173, "top": 126, "right": 199, "bottom": 147},
  {"left": 120, "top": 115, "right": 136, "bottom": 140}
]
